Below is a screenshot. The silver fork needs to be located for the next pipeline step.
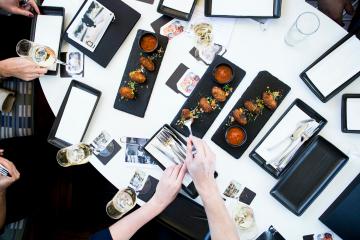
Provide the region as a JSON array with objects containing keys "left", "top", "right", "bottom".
[
  {"left": 275, "top": 123, "right": 319, "bottom": 171},
  {"left": 152, "top": 143, "right": 180, "bottom": 165},
  {"left": 156, "top": 133, "right": 185, "bottom": 163}
]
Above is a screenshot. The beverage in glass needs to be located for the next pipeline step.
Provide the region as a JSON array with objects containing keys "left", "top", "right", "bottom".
[
  {"left": 16, "top": 39, "right": 57, "bottom": 68},
  {"left": 106, "top": 187, "right": 137, "bottom": 219},
  {"left": 284, "top": 12, "right": 320, "bottom": 46},
  {"left": 56, "top": 143, "right": 93, "bottom": 167}
]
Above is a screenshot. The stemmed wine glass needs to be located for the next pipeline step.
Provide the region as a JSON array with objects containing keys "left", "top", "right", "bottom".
[{"left": 16, "top": 39, "right": 69, "bottom": 68}]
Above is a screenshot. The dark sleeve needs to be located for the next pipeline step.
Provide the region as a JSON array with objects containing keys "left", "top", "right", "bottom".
[{"left": 89, "top": 228, "right": 112, "bottom": 240}]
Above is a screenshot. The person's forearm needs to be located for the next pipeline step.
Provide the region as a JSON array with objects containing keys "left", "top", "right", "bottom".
[
  {"left": 109, "top": 197, "right": 165, "bottom": 240},
  {"left": 198, "top": 182, "right": 239, "bottom": 240},
  {"left": 0, "top": 191, "right": 6, "bottom": 230}
]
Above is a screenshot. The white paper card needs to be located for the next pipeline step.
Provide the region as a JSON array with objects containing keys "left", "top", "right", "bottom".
[
  {"left": 55, "top": 87, "right": 97, "bottom": 144},
  {"left": 34, "top": 15, "right": 63, "bottom": 71},
  {"left": 347, "top": 98, "right": 360, "bottom": 130},
  {"left": 255, "top": 105, "right": 314, "bottom": 162},
  {"left": 306, "top": 36, "right": 360, "bottom": 97},
  {"left": 145, "top": 139, "right": 192, "bottom": 187},
  {"left": 162, "top": 0, "right": 194, "bottom": 13},
  {"left": 211, "top": 0, "right": 274, "bottom": 16}
]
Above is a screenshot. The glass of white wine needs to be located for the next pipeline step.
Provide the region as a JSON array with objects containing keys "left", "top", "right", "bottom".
[
  {"left": 106, "top": 187, "right": 137, "bottom": 219},
  {"left": 56, "top": 143, "right": 93, "bottom": 167},
  {"left": 16, "top": 39, "right": 68, "bottom": 68}
]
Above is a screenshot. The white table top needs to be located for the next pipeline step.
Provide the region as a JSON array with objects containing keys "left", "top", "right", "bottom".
[{"left": 40, "top": 0, "right": 360, "bottom": 239}]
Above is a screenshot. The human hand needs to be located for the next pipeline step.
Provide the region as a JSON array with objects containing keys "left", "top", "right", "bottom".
[
  {"left": 318, "top": 0, "right": 354, "bottom": 25},
  {"left": 0, "top": 57, "right": 47, "bottom": 81},
  {"left": 0, "top": 157, "right": 20, "bottom": 193},
  {"left": 185, "top": 137, "right": 217, "bottom": 196},
  {"left": 0, "top": 0, "right": 40, "bottom": 17},
  {"left": 151, "top": 164, "right": 186, "bottom": 210}
]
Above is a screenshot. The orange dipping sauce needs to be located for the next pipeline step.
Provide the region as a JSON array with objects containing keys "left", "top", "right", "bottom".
[
  {"left": 214, "top": 64, "right": 233, "bottom": 84},
  {"left": 140, "top": 34, "right": 158, "bottom": 52},
  {"left": 226, "top": 127, "right": 246, "bottom": 146}
]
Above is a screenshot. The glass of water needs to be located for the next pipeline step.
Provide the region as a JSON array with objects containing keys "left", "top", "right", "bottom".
[
  {"left": 284, "top": 12, "right": 320, "bottom": 46},
  {"left": 16, "top": 39, "right": 67, "bottom": 67},
  {"left": 56, "top": 143, "right": 93, "bottom": 167},
  {"left": 106, "top": 187, "right": 137, "bottom": 219}
]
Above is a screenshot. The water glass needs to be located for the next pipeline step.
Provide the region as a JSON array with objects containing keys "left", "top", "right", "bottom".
[
  {"left": 106, "top": 187, "right": 137, "bottom": 219},
  {"left": 284, "top": 12, "right": 320, "bottom": 46}
]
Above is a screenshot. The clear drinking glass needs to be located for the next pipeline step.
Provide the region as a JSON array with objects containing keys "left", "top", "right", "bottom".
[
  {"left": 284, "top": 12, "right": 320, "bottom": 46},
  {"left": 192, "top": 22, "right": 217, "bottom": 63},
  {"left": 56, "top": 143, "right": 93, "bottom": 167},
  {"left": 16, "top": 39, "right": 67, "bottom": 67},
  {"left": 106, "top": 187, "right": 137, "bottom": 219}
]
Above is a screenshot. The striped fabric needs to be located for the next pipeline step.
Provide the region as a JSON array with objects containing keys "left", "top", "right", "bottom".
[
  {"left": 0, "top": 219, "right": 26, "bottom": 240},
  {"left": 0, "top": 78, "right": 34, "bottom": 139}
]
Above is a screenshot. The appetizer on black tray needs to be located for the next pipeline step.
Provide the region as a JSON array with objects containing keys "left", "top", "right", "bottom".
[
  {"left": 113, "top": 30, "right": 168, "bottom": 118},
  {"left": 170, "top": 55, "right": 246, "bottom": 138},
  {"left": 211, "top": 71, "right": 291, "bottom": 159}
]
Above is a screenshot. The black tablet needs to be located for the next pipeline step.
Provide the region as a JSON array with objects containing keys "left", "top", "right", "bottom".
[
  {"left": 319, "top": 174, "right": 360, "bottom": 239},
  {"left": 48, "top": 80, "right": 101, "bottom": 148}
]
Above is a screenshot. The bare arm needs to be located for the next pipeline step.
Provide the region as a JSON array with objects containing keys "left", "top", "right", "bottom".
[
  {"left": 109, "top": 164, "right": 186, "bottom": 240},
  {"left": 185, "top": 137, "right": 239, "bottom": 240},
  {"left": 0, "top": 155, "right": 20, "bottom": 230}
]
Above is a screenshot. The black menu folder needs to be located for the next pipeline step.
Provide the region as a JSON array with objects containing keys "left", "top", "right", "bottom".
[
  {"left": 319, "top": 174, "right": 360, "bottom": 240},
  {"left": 30, "top": 6, "right": 65, "bottom": 76},
  {"left": 270, "top": 136, "right": 348, "bottom": 216},
  {"left": 205, "top": 0, "right": 282, "bottom": 18},
  {"left": 300, "top": 33, "right": 360, "bottom": 103},
  {"left": 157, "top": 0, "right": 197, "bottom": 21},
  {"left": 63, "top": 0, "right": 140, "bottom": 68}
]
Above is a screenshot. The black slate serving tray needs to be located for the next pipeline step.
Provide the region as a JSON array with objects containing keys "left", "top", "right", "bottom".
[
  {"left": 63, "top": 0, "right": 140, "bottom": 68},
  {"left": 249, "top": 99, "right": 327, "bottom": 178},
  {"left": 319, "top": 174, "right": 360, "bottom": 239},
  {"left": 30, "top": 6, "right": 65, "bottom": 76},
  {"left": 212, "top": 71, "right": 291, "bottom": 159},
  {"left": 270, "top": 136, "right": 348, "bottom": 216},
  {"left": 113, "top": 29, "right": 169, "bottom": 118},
  {"left": 341, "top": 94, "right": 360, "bottom": 134},
  {"left": 170, "top": 55, "right": 246, "bottom": 138},
  {"left": 300, "top": 33, "right": 360, "bottom": 103}
]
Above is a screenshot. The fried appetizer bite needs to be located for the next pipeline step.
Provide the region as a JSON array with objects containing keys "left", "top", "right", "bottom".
[
  {"left": 244, "top": 100, "right": 261, "bottom": 114},
  {"left": 129, "top": 70, "right": 146, "bottom": 83},
  {"left": 262, "top": 92, "right": 278, "bottom": 110},
  {"left": 199, "top": 97, "right": 214, "bottom": 113},
  {"left": 119, "top": 86, "right": 135, "bottom": 100},
  {"left": 212, "top": 86, "right": 228, "bottom": 102},
  {"left": 181, "top": 108, "right": 193, "bottom": 120},
  {"left": 140, "top": 56, "right": 155, "bottom": 72},
  {"left": 232, "top": 108, "right": 248, "bottom": 126}
]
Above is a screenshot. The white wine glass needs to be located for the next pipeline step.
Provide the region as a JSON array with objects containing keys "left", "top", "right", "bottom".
[{"left": 16, "top": 39, "right": 69, "bottom": 68}]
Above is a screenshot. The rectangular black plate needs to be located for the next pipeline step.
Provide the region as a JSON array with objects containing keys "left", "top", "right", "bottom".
[
  {"left": 212, "top": 71, "right": 291, "bottom": 159},
  {"left": 270, "top": 136, "right": 348, "bottom": 216},
  {"left": 157, "top": 0, "right": 197, "bottom": 21},
  {"left": 47, "top": 80, "right": 101, "bottom": 148},
  {"left": 63, "top": 0, "right": 140, "bottom": 68},
  {"left": 113, "top": 29, "right": 169, "bottom": 118},
  {"left": 341, "top": 94, "right": 360, "bottom": 134},
  {"left": 319, "top": 173, "right": 360, "bottom": 239},
  {"left": 300, "top": 33, "right": 360, "bottom": 103},
  {"left": 170, "top": 55, "right": 246, "bottom": 138},
  {"left": 30, "top": 6, "right": 65, "bottom": 76},
  {"left": 249, "top": 99, "right": 327, "bottom": 178},
  {"left": 204, "top": 0, "right": 282, "bottom": 18}
]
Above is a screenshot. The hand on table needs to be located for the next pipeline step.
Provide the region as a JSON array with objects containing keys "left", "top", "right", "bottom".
[
  {"left": 151, "top": 164, "right": 187, "bottom": 210},
  {"left": 0, "top": 156, "right": 20, "bottom": 193},
  {"left": 318, "top": 0, "right": 355, "bottom": 25},
  {"left": 0, "top": 57, "right": 47, "bottom": 81},
  {"left": 185, "top": 136, "right": 217, "bottom": 196},
  {"left": 0, "top": 0, "right": 40, "bottom": 17}
]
